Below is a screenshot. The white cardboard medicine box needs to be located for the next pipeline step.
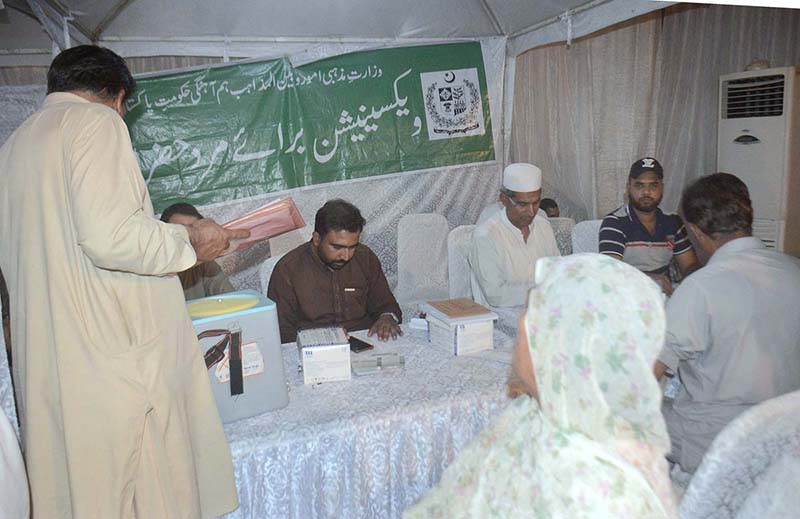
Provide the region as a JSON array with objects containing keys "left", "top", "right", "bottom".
[
  {"left": 421, "top": 299, "right": 498, "bottom": 356},
  {"left": 296, "top": 327, "right": 352, "bottom": 384},
  {"left": 427, "top": 315, "right": 495, "bottom": 356}
]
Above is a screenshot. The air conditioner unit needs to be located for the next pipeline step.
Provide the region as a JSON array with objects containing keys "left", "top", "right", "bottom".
[{"left": 717, "top": 66, "right": 800, "bottom": 256}]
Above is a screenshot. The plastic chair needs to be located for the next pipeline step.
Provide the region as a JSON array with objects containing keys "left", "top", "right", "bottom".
[
  {"left": 571, "top": 219, "right": 602, "bottom": 254},
  {"left": 395, "top": 213, "right": 449, "bottom": 304},
  {"left": 679, "top": 389, "right": 800, "bottom": 519},
  {"left": 447, "top": 225, "right": 476, "bottom": 299},
  {"left": 548, "top": 217, "right": 575, "bottom": 255},
  {"left": 258, "top": 252, "right": 287, "bottom": 295},
  {"left": 269, "top": 226, "right": 312, "bottom": 257}
]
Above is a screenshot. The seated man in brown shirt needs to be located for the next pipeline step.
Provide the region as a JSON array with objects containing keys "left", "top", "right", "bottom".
[
  {"left": 160, "top": 203, "right": 235, "bottom": 300},
  {"left": 268, "top": 199, "right": 402, "bottom": 343}
]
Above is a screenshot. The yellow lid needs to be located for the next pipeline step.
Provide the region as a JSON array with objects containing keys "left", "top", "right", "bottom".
[{"left": 187, "top": 296, "right": 260, "bottom": 318}]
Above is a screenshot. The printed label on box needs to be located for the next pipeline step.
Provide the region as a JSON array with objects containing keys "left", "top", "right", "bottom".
[
  {"left": 301, "top": 344, "right": 351, "bottom": 384},
  {"left": 215, "top": 341, "right": 265, "bottom": 384}
]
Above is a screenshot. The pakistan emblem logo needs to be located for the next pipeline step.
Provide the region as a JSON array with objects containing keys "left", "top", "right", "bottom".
[{"left": 420, "top": 67, "right": 486, "bottom": 140}]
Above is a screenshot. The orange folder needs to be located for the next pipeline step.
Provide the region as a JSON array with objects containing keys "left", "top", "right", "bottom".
[{"left": 221, "top": 197, "right": 306, "bottom": 255}]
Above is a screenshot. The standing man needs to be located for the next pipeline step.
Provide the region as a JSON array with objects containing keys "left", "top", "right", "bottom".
[
  {"left": 469, "top": 163, "right": 560, "bottom": 307},
  {"left": 655, "top": 173, "right": 800, "bottom": 473},
  {"left": 268, "top": 199, "right": 403, "bottom": 343},
  {"left": 161, "top": 202, "right": 236, "bottom": 300},
  {"left": 599, "top": 157, "right": 698, "bottom": 293},
  {"left": 0, "top": 46, "right": 246, "bottom": 518}
]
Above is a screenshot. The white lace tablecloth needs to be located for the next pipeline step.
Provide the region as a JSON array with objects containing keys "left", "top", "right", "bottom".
[
  {"left": 488, "top": 305, "right": 525, "bottom": 339},
  {"left": 221, "top": 325, "right": 514, "bottom": 519}
]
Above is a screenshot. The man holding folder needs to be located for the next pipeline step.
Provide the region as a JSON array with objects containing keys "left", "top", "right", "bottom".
[{"left": 0, "top": 45, "right": 246, "bottom": 518}]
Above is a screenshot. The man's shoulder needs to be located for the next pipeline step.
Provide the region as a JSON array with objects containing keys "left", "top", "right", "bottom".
[
  {"left": 657, "top": 210, "right": 684, "bottom": 230},
  {"left": 274, "top": 241, "right": 312, "bottom": 271},
  {"left": 473, "top": 210, "right": 504, "bottom": 238},
  {"left": 676, "top": 258, "right": 735, "bottom": 295},
  {"left": 535, "top": 214, "right": 555, "bottom": 232},
  {"left": 350, "top": 243, "right": 383, "bottom": 270},
  {"left": 602, "top": 205, "right": 629, "bottom": 223},
  {"left": 354, "top": 242, "right": 379, "bottom": 258},
  {"left": 600, "top": 207, "right": 630, "bottom": 238},
  {"left": 54, "top": 97, "right": 120, "bottom": 127}
]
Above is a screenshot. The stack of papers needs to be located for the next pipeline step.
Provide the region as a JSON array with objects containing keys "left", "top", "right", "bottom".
[{"left": 221, "top": 197, "right": 306, "bottom": 255}]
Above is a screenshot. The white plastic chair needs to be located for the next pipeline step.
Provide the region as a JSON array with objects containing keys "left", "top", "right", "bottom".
[
  {"left": 548, "top": 217, "right": 575, "bottom": 255},
  {"left": 269, "top": 226, "right": 312, "bottom": 257},
  {"left": 258, "top": 252, "right": 287, "bottom": 296},
  {"left": 0, "top": 297, "right": 17, "bottom": 436},
  {"left": 476, "top": 202, "right": 502, "bottom": 225},
  {"left": 395, "top": 213, "right": 449, "bottom": 304},
  {"left": 679, "top": 389, "right": 800, "bottom": 519},
  {"left": 447, "top": 225, "right": 475, "bottom": 299},
  {"left": 571, "top": 219, "right": 602, "bottom": 254}
]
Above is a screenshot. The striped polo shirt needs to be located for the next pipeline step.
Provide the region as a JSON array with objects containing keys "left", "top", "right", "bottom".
[{"left": 599, "top": 204, "right": 692, "bottom": 275}]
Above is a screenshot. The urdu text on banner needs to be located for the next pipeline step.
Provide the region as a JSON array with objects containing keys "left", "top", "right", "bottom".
[{"left": 124, "top": 42, "right": 495, "bottom": 212}]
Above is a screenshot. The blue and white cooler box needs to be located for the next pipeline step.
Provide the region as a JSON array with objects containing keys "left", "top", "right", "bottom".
[{"left": 188, "top": 290, "right": 288, "bottom": 423}]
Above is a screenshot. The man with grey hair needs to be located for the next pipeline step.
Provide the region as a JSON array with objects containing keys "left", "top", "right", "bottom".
[
  {"left": 469, "top": 163, "right": 560, "bottom": 307},
  {"left": 655, "top": 173, "right": 800, "bottom": 473}
]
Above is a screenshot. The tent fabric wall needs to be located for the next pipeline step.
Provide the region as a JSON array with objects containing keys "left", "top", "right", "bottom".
[
  {"left": 510, "top": 4, "right": 800, "bottom": 219},
  {"left": 0, "top": 56, "right": 225, "bottom": 144},
  {"left": 0, "top": 67, "right": 48, "bottom": 86},
  {"left": 655, "top": 4, "right": 800, "bottom": 212},
  {"left": 0, "top": 39, "right": 506, "bottom": 295},
  {"left": 202, "top": 37, "right": 507, "bottom": 294},
  {"left": 510, "top": 12, "right": 661, "bottom": 220}
]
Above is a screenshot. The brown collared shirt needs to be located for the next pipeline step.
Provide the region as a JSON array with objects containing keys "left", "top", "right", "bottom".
[{"left": 267, "top": 241, "right": 402, "bottom": 343}]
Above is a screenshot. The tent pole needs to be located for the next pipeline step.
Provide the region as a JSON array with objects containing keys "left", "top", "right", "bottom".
[{"left": 92, "top": 0, "right": 138, "bottom": 42}]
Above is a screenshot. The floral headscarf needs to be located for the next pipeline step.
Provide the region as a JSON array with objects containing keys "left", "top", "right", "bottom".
[{"left": 404, "top": 253, "right": 676, "bottom": 519}]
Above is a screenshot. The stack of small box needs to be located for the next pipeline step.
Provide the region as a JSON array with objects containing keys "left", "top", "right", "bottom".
[
  {"left": 296, "top": 327, "right": 352, "bottom": 384},
  {"left": 421, "top": 298, "right": 498, "bottom": 356}
]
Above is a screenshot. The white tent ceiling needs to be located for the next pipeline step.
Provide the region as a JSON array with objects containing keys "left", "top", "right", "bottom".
[{"left": 0, "top": 0, "right": 671, "bottom": 66}]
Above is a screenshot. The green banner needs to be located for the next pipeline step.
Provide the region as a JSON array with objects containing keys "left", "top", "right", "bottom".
[{"left": 124, "top": 42, "right": 494, "bottom": 212}]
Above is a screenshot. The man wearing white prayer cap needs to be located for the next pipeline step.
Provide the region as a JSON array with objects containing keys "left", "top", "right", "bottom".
[{"left": 469, "top": 163, "right": 560, "bottom": 307}]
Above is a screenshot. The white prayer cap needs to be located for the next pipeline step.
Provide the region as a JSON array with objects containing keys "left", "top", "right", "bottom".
[{"left": 502, "top": 163, "right": 542, "bottom": 193}]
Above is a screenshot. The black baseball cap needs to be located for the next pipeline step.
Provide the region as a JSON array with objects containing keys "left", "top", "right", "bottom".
[{"left": 629, "top": 157, "right": 664, "bottom": 180}]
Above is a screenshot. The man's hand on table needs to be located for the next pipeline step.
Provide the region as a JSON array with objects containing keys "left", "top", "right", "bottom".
[
  {"left": 367, "top": 314, "right": 403, "bottom": 342},
  {"left": 186, "top": 218, "right": 250, "bottom": 262}
]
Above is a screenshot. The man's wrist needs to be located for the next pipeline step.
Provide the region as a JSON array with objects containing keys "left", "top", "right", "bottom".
[{"left": 380, "top": 312, "right": 398, "bottom": 323}]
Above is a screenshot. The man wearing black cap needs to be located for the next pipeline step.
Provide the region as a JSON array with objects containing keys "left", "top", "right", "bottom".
[{"left": 599, "top": 157, "right": 698, "bottom": 294}]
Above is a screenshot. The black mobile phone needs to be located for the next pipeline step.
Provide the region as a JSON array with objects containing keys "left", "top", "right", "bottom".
[{"left": 349, "top": 336, "right": 374, "bottom": 353}]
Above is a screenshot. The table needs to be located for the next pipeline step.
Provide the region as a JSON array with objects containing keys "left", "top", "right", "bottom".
[
  {"left": 489, "top": 305, "right": 525, "bottom": 339},
  {"left": 0, "top": 320, "right": 515, "bottom": 519},
  {"left": 221, "top": 325, "right": 514, "bottom": 519}
]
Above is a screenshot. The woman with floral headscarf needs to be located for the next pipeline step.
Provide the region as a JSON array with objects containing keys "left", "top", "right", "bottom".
[{"left": 404, "top": 253, "right": 677, "bottom": 519}]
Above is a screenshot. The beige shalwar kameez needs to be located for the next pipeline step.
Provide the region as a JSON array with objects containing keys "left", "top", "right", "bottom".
[{"left": 0, "top": 93, "right": 239, "bottom": 518}]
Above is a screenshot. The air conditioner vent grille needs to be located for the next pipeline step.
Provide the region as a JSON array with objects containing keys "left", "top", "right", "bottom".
[
  {"left": 723, "top": 74, "right": 785, "bottom": 119},
  {"left": 753, "top": 219, "right": 781, "bottom": 249}
]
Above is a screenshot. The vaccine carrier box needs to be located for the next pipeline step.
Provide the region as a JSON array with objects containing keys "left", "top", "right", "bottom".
[{"left": 188, "top": 290, "right": 288, "bottom": 423}]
